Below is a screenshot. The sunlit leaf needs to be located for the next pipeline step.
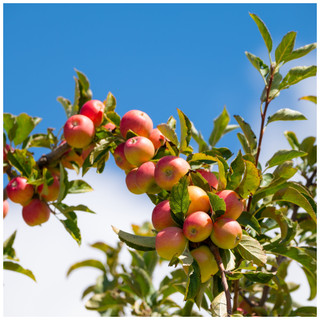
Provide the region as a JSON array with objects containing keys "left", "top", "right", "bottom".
[
  {"left": 266, "top": 149, "right": 307, "bottom": 168},
  {"left": 279, "top": 66, "right": 317, "bottom": 90},
  {"left": 299, "top": 95, "right": 317, "bottom": 104},
  {"left": 209, "top": 107, "right": 230, "bottom": 147},
  {"left": 67, "top": 259, "right": 106, "bottom": 276},
  {"left": 157, "top": 123, "right": 179, "bottom": 146},
  {"left": 284, "top": 43, "right": 317, "bottom": 63},
  {"left": 267, "top": 108, "right": 307, "bottom": 125},
  {"left": 275, "top": 31, "right": 296, "bottom": 64},
  {"left": 3, "top": 261, "right": 36, "bottom": 281},
  {"left": 249, "top": 13, "right": 272, "bottom": 52}
]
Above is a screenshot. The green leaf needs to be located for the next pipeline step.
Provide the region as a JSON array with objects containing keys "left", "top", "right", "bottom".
[
  {"left": 184, "top": 260, "right": 201, "bottom": 301},
  {"left": 67, "top": 259, "right": 106, "bottom": 276},
  {"left": 209, "top": 106, "right": 230, "bottom": 147},
  {"left": 245, "top": 51, "right": 269, "bottom": 79},
  {"left": 301, "top": 267, "right": 317, "bottom": 301},
  {"left": 57, "top": 96, "right": 73, "bottom": 118},
  {"left": 234, "top": 115, "right": 257, "bottom": 152},
  {"left": 211, "top": 291, "right": 227, "bottom": 317},
  {"left": 291, "top": 306, "right": 317, "bottom": 317},
  {"left": 3, "top": 113, "right": 17, "bottom": 142},
  {"left": 237, "top": 133, "right": 251, "bottom": 154},
  {"left": 190, "top": 122, "right": 208, "bottom": 152},
  {"left": 68, "top": 180, "right": 94, "bottom": 193},
  {"left": 132, "top": 266, "right": 154, "bottom": 297},
  {"left": 299, "top": 95, "right": 317, "bottom": 104},
  {"left": 3, "top": 230, "right": 17, "bottom": 260},
  {"left": 104, "top": 92, "right": 117, "bottom": 112},
  {"left": 273, "top": 161, "right": 297, "bottom": 180},
  {"left": 237, "top": 212, "right": 261, "bottom": 234},
  {"left": 239, "top": 271, "right": 274, "bottom": 283},
  {"left": 3, "top": 261, "right": 36, "bottom": 281},
  {"left": 237, "top": 234, "right": 267, "bottom": 266},
  {"left": 157, "top": 123, "right": 179, "bottom": 146},
  {"left": 106, "top": 111, "right": 120, "bottom": 126},
  {"left": 284, "top": 131, "right": 299, "bottom": 150},
  {"left": 283, "top": 43, "right": 317, "bottom": 63},
  {"left": 177, "top": 109, "right": 192, "bottom": 153},
  {"left": 57, "top": 163, "right": 69, "bottom": 202},
  {"left": 208, "top": 192, "right": 226, "bottom": 218},
  {"left": 272, "top": 187, "right": 316, "bottom": 223},
  {"left": 169, "top": 176, "right": 190, "bottom": 218},
  {"left": 261, "top": 71, "right": 282, "bottom": 102},
  {"left": 279, "top": 66, "right": 317, "bottom": 90},
  {"left": 85, "top": 291, "right": 127, "bottom": 312},
  {"left": 112, "top": 226, "right": 156, "bottom": 251},
  {"left": 238, "top": 160, "right": 260, "bottom": 198},
  {"left": 228, "top": 151, "right": 245, "bottom": 191},
  {"left": 190, "top": 171, "right": 211, "bottom": 192},
  {"left": 267, "top": 108, "right": 307, "bottom": 125},
  {"left": 59, "top": 218, "right": 81, "bottom": 245},
  {"left": 275, "top": 31, "right": 296, "bottom": 64},
  {"left": 6, "top": 149, "right": 36, "bottom": 178},
  {"left": 249, "top": 13, "right": 272, "bottom": 53},
  {"left": 266, "top": 149, "right": 307, "bottom": 168},
  {"left": 56, "top": 203, "right": 95, "bottom": 214}
]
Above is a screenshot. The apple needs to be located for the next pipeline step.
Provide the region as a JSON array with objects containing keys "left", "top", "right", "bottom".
[
  {"left": 80, "top": 99, "right": 105, "bottom": 127},
  {"left": 61, "top": 149, "right": 84, "bottom": 170},
  {"left": 22, "top": 199, "right": 50, "bottom": 226},
  {"left": 187, "top": 185, "right": 210, "bottom": 215},
  {"left": 238, "top": 300, "right": 253, "bottom": 315},
  {"left": 154, "top": 156, "right": 190, "bottom": 191},
  {"left": 3, "top": 144, "right": 14, "bottom": 163},
  {"left": 6, "top": 177, "right": 34, "bottom": 205},
  {"left": 120, "top": 109, "right": 153, "bottom": 138},
  {"left": 103, "top": 122, "right": 116, "bottom": 131},
  {"left": 210, "top": 217, "right": 242, "bottom": 249},
  {"left": 124, "top": 136, "right": 155, "bottom": 166},
  {"left": 196, "top": 169, "right": 218, "bottom": 190},
  {"left": 125, "top": 168, "right": 144, "bottom": 195},
  {"left": 149, "top": 128, "right": 165, "bottom": 149},
  {"left": 38, "top": 175, "right": 60, "bottom": 202},
  {"left": 216, "top": 190, "right": 245, "bottom": 220},
  {"left": 155, "top": 227, "right": 188, "bottom": 260},
  {"left": 183, "top": 211, "right": 213, "bottom": 242},
  {"left": 113, "top": 143, "right": 136, "bottom": 172},
  {"left": 151, "top": 200, "right": 177, "bottom": 231},
  {"left": 3, "top": 200, "right": 9, "bottom": 218},
  {"left": 81, "top": 143, "right": 95, "bottom": 162},
  {"left": 190, "top": 245, "right": 219, "bottom": 283},
  {"left": 135, "top": 161, "right": 161, "bottom": 194},
  {"left": 63, "top": 114, "right": 95, "bottom": 149}
]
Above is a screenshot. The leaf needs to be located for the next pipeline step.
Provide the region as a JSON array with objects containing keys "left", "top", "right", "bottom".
[
  {"left": 237, "top": 234, "right": 267, "bottom": 266},
  {"left": 157, "top": 123, "right": 179, "bottom": 146},
  {"left": 57, "top": 96, "right": 73, "bottom": 118},
  {"left": 279, "top": 66, "right": 317, "bottom": 90},
  {"left": 169, "top": 176, "right": 190, "bottom": 219},
  {"left": 59, "top": 218, "right": 81, "bottom": 245},
  {"left": 57, "top": 163, "right": 69, "bottom": 202},
  {"left": 56, "top": 203, "right": 95, "bottom": 214},
  {"left": 273, "top": 161, "right": 297, "bottom": 180},
  {"left": 132, "top": 266, "right": 154, "bottom": 297},
  {"left": 190, "top": 171, "right": 211, "bottom": 192},
  {"left": 234, "top": 271, "right": 274, "bottom": 283},
  {"left": 238, "top": 160, "right": 260, "bottom": 198},
  {"left": 66, "top": 259, "right": 106, "bottom": 276},
  {"left": 249, "top": 13, "right": 272, "bottom": 52},
  {"left": 291, "top": 306, "right": 317, "bottom": 317},
  {"left": 227, "top": 151, "right": 245, "bottom": 190},
  {"left": 266, "top": 149, "right": 307, "bottom": 168},
  {"left": 284, "top": 131, "right": 299, "bottom": 150},
  {"left": 237, "top": 132, "right": 251, "bottom": 154},
  {"left": 237, "top": 212, "right": 261, "bottom": 234},
  {"left": 261, "top": 71, "right": 282, "bottom": 102},
  {"left": 267, "top": 108, "right": 307, "bottom": 125},
  {"left": 299, "top": 95, "right": 317, "bottom": 104},
  {"left": 85, "top": 291, "right": 127, "bottom": 312},
  {"left": 68, "top": 180, "right": 94, "bottom": 193},
  {"left": 4, "top": 113, "right": 17, "bottom": 142},
  {"left": 184, "top": 260, "right": 201, "bottom": 301},
  {"left": 245, "top": 51, "right": 269, "bottom": 79},
  {"left": 3, "top": 261, "right": 36, "bottom": 281},
  {"left": 275, "top": 31, "right": 296, "bottom": 64},
  {"left": 104, "top": 92, "right": 117, "bottom": 112},
  {"left": 112, "top": 226, "right": 156, "bottom": 251},
  {"left": 272, "top": 187, "right": 316, "bottom": 223},
  {"left": 209, "top": 106, "right": 230, "bottom": 147},
  {"left": 283, "top": 43, "right": 317, "bottom": 63},
  {"left": 177, "top": 109, "right": 192, "bottom": 153},
  {"left": 3, "top": 230, "right": 17, "bottom": 260},
  {"left": 301, "top": 267, "right": 317, "bottom": 301},
  {"left": 6, "top": 149, "right": 36, "bottom": 178},
  {"left": 234, "top": 115, "right": 257, "bottom": 152},
  {"left": 211, "top": 291, "right": 227, "bottom": 317},
  {"left": 190, "top": 122, "right": 208, "bottom": 152},
  {"left": 208, "top": 192, "right": 226, "bottom": 218}
]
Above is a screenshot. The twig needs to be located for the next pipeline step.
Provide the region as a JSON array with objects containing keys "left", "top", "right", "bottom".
[{"left": 232, "top": 280, "right": 240, "bottom": 313}]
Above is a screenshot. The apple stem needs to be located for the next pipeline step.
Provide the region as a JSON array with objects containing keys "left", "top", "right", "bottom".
[{"left": 208, "top": 241, "right": 232, "bottom": 316}]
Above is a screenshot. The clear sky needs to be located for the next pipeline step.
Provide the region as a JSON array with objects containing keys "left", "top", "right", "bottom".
[{"left": 3, "top": 2, "right": 317, "bottom": 317}]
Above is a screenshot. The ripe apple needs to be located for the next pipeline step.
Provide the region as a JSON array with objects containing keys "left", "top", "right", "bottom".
[
  {"left": 155, "top": 227, "right": 188, "bottom": 260},
  {"left": 113, "top": 143, "right": 136, "bottom": 172},
  {"left": 125, "top": 168, "right": 144, "bottom": 195},
  {"left": 149, "top": 128, "right": 165, "bottom": 149},
  {"left": 196, "top": 169, "right": 218, "bottom": 190},
  {"left": 63, "top": 114, "right": 95, "bottom": 149},
  {"left": 210, "top": 217, "right": 242, "bottom": 249},
  {"left": 61, "top": 149, "right": 84, "bottom": 170},
  {"left": 3, "top": 200, "right": 9, "bottom": 218},
  {"left": 80, "top": 99, "right": 105, "bottom": 127},
  {"left": 183, "top": 211, "right": 213, "bottom": 242},
  {"left": 151, "top": 200, "right": 177, "bottom": 231},
  {"left": 216, "top": 190, "right": 245, "bottom": 220},
  {"left": 135, "top": 161, "right": 161, "bottom": 194},
  {"left": 190, "top": 245, "right": 219, "bottom": 283},
  {"left": 187, "top": 185, "right": 210, "bottom": 215},
  {"left": 120, "top": 109, "right": 153, "bottom": 138},
  {"left": 103, "top": 122, "right": 116, "bottom": 131},
  {"left": 22, "top": 199, "right": 50, "bottom": 226},
  {"left": 38, "top": 175, "right": 60, "bottom": 202},
  {"left": 124, "top": 136, "right": 155, "bottom": 166},
  {"left": 6, "top": 177, "right": 34, "bottom": 205},
  {"left": 154, "top": 156, "right": 190, "bottom": 191}
]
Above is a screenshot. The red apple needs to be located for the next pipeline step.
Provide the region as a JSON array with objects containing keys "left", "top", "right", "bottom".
[
  {"left": 113, "top": 143, "right": 136, "bottom": 172},
  {"left": 103, "top": 122, "right": 116, "bottom": 131},
  {"left": 196, "top": 169, "right": 218, "bottom": 190},
  {"left": 3, "top": 200, "right": 9, "bottom": 218},
  {"left": 61, "top": 149, "right": 84, "bottom": 170},
  {"left": 187, "top": 185, "right": 210, "bottom": 215},
  {"left": 210, "top": 217, "right": 242, "bottom": 249},
  {"left": 151, "top": 200, "right": 177, "bottom": 231},
  {"left": 38, "top": 175, "right": 60, "bottom": 202},
  {"left": 190, "top": 245, "right": 219, "bottom": 283},
  {"left": 124, "top": 136, "right": 155, "bottom": 166},
  {"left": 63, "top": 114, "right": 95, "bottom": 149},
  {"left": 154, "top": 156, "right": 190, "bottom": 191},
  {"left": 120, "top": 109, "right": 153, "bottom": 138},
  {"left": 6, "top": 177, "right": 34, "bottom": 205},
  {"left": 216, "top": 190, "right": 244, "bottom": 220},
  {"left": 135, "top": 161, "right": 161, "bottom": 194},
  {"left": 149, "top": 128, "right": 165, "bottom": 149},
  {"left": 155, "top": 227, "right": 188, "bottom": 260},
  {"left": 80, "top": 99, "right": 105, "bottom": 127},
  {"left": 183, "top": 211, "right": 213, "bottom": 242},
  {"left": 125, "top": 168, "right": 144, "bottom": 195},
  {"left": 22, "top": 199, "right": 50, "bottom": 226}
]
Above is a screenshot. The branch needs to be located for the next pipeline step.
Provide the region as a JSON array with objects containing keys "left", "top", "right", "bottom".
[{"left": 232, "top": 280, "right": 239, "bottom": 313}]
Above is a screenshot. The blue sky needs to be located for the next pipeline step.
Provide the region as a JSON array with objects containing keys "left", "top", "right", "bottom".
[{"left": 3, "top": 3, "right": 317, "bottom": 317}]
